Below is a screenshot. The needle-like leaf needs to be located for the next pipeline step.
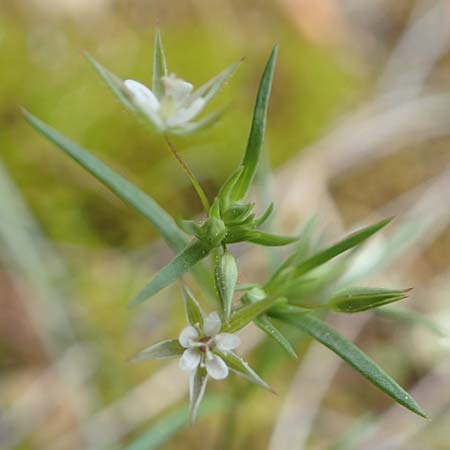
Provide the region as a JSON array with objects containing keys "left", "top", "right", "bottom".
[
  {"left": 272, "top": 309, "right": 427, "bottom": 418},
  {"left": 232, "top": 45, "right": 278, "bottom": 200},
  {"left": 23, "top": 111, "right": 217, "bottom": 299},
  {"left": 130, "top": 240, "right": 211, "bottom": 307},
  {"left": 292, "top": 218, "right": 393, "bottom": 278},
  {"left": 224, "top": 296, "right": 285, "bottom": 333},
  {"left": 23, "top": 111, "right": 185, "bottom": 250},
  {"left": 255, "top": 315, "right": 297, "bottom": 358}
]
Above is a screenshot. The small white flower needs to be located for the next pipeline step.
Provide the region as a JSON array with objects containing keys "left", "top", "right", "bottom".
[
  {"left": 124, "top": 74, "right": 206, "bottom": 132},
  {"left": 178, "top": 311, "right": 240, "bottom": 380}
]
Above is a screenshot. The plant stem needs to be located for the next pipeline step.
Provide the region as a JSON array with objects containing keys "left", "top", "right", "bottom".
[{"left": 164, "top": 135, "right": 211, "bottom": 212}]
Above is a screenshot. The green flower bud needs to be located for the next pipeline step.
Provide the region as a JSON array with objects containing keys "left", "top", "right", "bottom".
[
  {"left": 329, "top": 287, "right": 411, "bottom": 313},
  {"left": 215, "top": 251, "right": 238, "bottom": 320}
]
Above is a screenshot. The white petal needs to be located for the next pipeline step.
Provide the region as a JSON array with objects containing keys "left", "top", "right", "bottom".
[
  {"left": 166, "top": 98, "right": 206, "bottom": 127},
  {"left": 163, "top": 74, "right": 193, "bottom": 103},
  {"left": 205, "top": 354, "right": 228, "bottom": 380},
  {"left": 124, "top": 79, "right": 160, "bottom": 112},
  {"left": 178, "top": 326, "right": 199, "bottom": 348},
  {"left": 179, "top": 348, "right": 201, "bottom": 371},
  {"left": 215, "top": 333, "right": 241, "bottom": 352},
  {"left": 203, "top": 312, "right": 222, "bottom": 337}
]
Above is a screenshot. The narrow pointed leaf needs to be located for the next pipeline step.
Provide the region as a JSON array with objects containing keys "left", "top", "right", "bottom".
[
  {"left": 129, "top": 339, "right": 184, "bottom": 362},
  {"left": 152, "top": 30, "right": 168, "bottom": 99},
  {"left": 293, "top": 218, "right": 393, "bottom": 278},
  {"left": 23, "top": 111, "right": 186, "bottom": 251},
  {"left": 329, "top": 287, "right": 411, "bottom": 313},
  {"left": 189, "top": 366, "right": 208, "bottom": 423},
  {"left": 224, "top": 296, "right": 285, "bottom": 333},
  {"left": 273, "top": 310, "right": 427, "bottom": 418},
  {"left": 24, "top": 111, "right": 217, "bottom": 300},
  {"left": 183, "top": 287, "right": 204, "bottom": 328},
  {"left": 233, "top": 45, "right": 278, "bottom": 199},
  {"left": 255, "top": 315, "right": 297, "bottom": 358},
  {"left": 215, "top": 251, "right": 238, "bottom": 321},
  {"left": 217, "top": 351, "right": 272, "bottom": 391},
  {"left": 130, "top": 240, "right": 211, "bottom": 306}
]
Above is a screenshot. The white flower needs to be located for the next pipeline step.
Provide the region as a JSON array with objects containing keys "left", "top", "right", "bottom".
[
  {"left": 178, "top": 311, "right": 240, "bottom": 380},
  {"left": 124, "top": 74, "right": 207, "bottom": 131}
]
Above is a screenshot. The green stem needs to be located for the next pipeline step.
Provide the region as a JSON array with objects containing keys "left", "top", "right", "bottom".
[{"left": 164, "top": 135, "right": 211, "bottom": 212}]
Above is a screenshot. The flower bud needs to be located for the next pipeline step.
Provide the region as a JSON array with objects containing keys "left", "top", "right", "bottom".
[{"left": 215, "top": 252, "right": 238, "bottom": 320}]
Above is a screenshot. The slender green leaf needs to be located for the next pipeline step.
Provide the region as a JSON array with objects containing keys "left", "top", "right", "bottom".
[
  {"left": 122, "top": 395, "right": 227, "bottom": 450},
  {"left": 130, "top": 240, "right": 211, "bottom": 306},
  {"left": 152, "top": 30, "right": 168, "bottom": 99},
  {"left": 224, "top": 296, "right": 285, "bottom": 333},
  {"left": 255, "top": 315, "right": 297, "bottom": 358},
  {"left": 233, "top": 45, "right": 278, "bottom": 199},
  {"left": 273, "top": 310, "right": 427, "bottom": 418},
  {"left": 129, "top": 339, "right": 184, "bottom": 362},
  {"left": 23, "top": 111, "right": 186, "bottom": 251},
  {"left": 329, "top": 287, "right": 410, "bottom": 313},
  {"left": 215, "top": 251, "right": 238, "bottom": 321},
  {"left": 293, "top": 218, "right": 393, "bottom": 278},
  {"left": 183, "top": 286, "right": 204, "bottom": 328},
  {"left": 217, "top": 351, "right": 273, "bottom": 391},
  {"left": 24, "top": 111, "right": 218, "bottom": 301}
]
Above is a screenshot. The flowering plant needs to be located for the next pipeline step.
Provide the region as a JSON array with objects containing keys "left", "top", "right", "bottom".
[{"left": 24, "top": 31, "right": 427, "bottom": 423}]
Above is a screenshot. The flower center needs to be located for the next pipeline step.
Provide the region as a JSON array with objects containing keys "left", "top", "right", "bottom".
[{"left": 197, "top": 336, "right": 215, "bottom": 353}]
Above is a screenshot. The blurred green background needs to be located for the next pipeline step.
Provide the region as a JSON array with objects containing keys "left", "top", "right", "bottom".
[{"left": 1, "top": 1, "right": 450, "bottom": 449}]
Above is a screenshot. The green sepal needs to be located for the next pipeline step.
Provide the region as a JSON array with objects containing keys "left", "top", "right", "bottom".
[
  {"left": 217, "top": 351, "right": 273, "bottom": 392},
  {"left": 189, "top": 366, "right": 209, "bottom": 423},
  {"left": 129, "top": 339, "right": 184, "bottom": 362},
  {"left": 152, "top": 30, "right": 168, "bottom": 99},
  {"left": 129, "top": 240, "right": 212, "bottom": 307},
  {"left": 183, "top": 287, "right": 204, "bottom": 328},
  {"left": 189, "top": 59, "right": 243, "bottom": 106},
  {"left": 84, "top": 52, "right": 163, "bottom": 129}
]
